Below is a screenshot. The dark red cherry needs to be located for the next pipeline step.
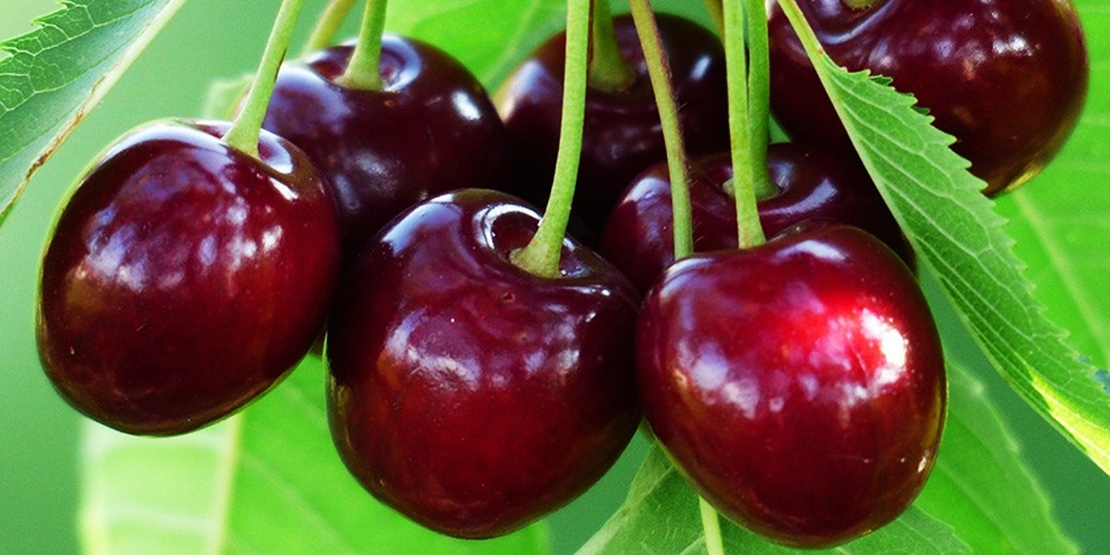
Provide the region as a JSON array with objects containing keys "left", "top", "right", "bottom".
[
  {"left": 325, "top": 189, "right": 641, "bottom": 538},
  {"left": 636, "top": 225, "right": 946, "bottom": 548},
  {"left": 497, "top": 13, "right": 729, "bottom": 237},
  {"left": 767, "top": 0, "right": 1089, "bottom": 196},
  {"left": 37, "top": 120, "right": 342, "bottom": 435},
  {"left": 599, "top": 142, "right": 913, "bottom": 295},
  {"left": 263, "top": 35, "right": 510, "bottom": 261}
]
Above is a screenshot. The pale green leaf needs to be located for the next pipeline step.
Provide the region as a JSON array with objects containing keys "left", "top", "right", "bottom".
[
  {"left": 916, "top": 355, "right": 1077, "bottom": 553},
  {"left": 993, "top": 0, "right": 1110, "bottom": 376},
  {"left": 798, "top": 20, "right": 1110, "bottom": 477},
  {"left": 79, "top": 357, "right": 552, "bottom": 555},
  {"left": 385, "top": 0, "right": 566, "bottom": 88},
  {"left": 0, "top": 0, "right": 188, "bottom": 222},
  {"left": 577, "top": 443, "right": 968, "bottom": 555},
  {"left": 383, "top": 0, "right": 714, "bottom": 91},
  {"left": 576, "top": 346, "right": 1073, "bottom": 554}
]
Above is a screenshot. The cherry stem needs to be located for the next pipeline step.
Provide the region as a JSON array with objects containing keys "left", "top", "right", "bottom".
[
  {"left": 337, "top": 0, "right": 388, "bottom": 90},
  {"left": 302, "top": 0, "right": 357, "bottom": 54},
  {"left": 699, "top": 497, "right": 727, "bottom": 555},
  {"left": 512, "top": 0, "right": 592, "bottom": 278},
  {"left": 223, "top": 0, "right": 305, "bottom": 159},
  {"left": 629, "top": 0, "right": 694, "bottom": 260},
  {"left": 842, "top": 0, "right": 879, "bottom": 8},
  {"left": 723, "top": 0, "right": 766, "bottom": 248},
  {"left": 745, "top": 0, "right": 775, "bottom": 198},
  {"left": 588, "top": 0, "right": 636, "bottom": 90}
]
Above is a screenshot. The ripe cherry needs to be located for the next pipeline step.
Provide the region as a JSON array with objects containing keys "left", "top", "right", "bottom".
[
  {"left": 766, "top": 0, "right": 1089, "bottom": 196},
  {"left": 497, "top": 13, "right": 730, "bottom": 237},
  {"left": 636, "top": 224, "right": 946, "bottom": 548},
  {"left": 325, "top": 189, "right": 641, "bottom": 538},
  {"left": 599, "top": 142, "right": 913, "bottom": 295},
  {"left": 37, "top": 120, "right": 342, "bottom": 435},
  {"left": 263, "top": 35, "right": 510, "bottom": 261}
]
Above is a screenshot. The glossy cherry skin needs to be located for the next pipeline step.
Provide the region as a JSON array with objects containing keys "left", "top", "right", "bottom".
[
  {"left": 599, "top": 142, "right": 913, "bottom": 295},
  {"left": 37, "top": 120, "right": 342, "bottom": 435},
  {"left": 636, "top": 225, "right": 946, "bottom": 547},
  {"left": 767, "top": 0, "right": 1089, "bottom": 196},
  {"left": 325, "top": 189, "right": 641, "bottom": 538},
  {"left": 263, "top": 36, "right": 509, "bottom": 261},
  {"left": 497, "top": 13, "right": 729, "bottom": 237}
]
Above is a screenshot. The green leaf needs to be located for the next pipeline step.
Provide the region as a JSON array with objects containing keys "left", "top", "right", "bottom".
[
  {"left": 382, "top": 0, "right": 713, "bottom": 91},
  {"left": 385, "top": 0, "right": 566, "bottom": 88},
  {"left": 0, "top": 0, "right": 188, "bottom": 223},
  {"left": 993, "top": 0, "right": 1110, "bottom": 375},
  {"left": 577, "top": 443, "right": 968, "bottom": 555},
  {"left": 79, "top": 356, "right": 552, "bottom": 555},
  {"left": 576, "top": 350, "right": 1072, "bottom": 554},
  {"left": 791, "top": 12, "right": 1110, "bottom": 476},
  {"left": 916, "top": 356, "right": 1077, "bottom": 553}
]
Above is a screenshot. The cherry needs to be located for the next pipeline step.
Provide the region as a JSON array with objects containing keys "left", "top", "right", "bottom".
[
  {"left": 497, "top": 12, "right": 730, "bottom": 236},
  {"left": 767, "top": 0, "right": 1089, "bottom": 196},
  {"left": 36, "top": 120, "right": 342, "bottom": 436},
  {"left": 636, "top": 224, "right": 946, "bottom": 548},
  {"left": 599, "top": 142, "right": 913, "bottom": 295},
  {"left": 325, "top": 189, "right": 641, "bottom": 538},
  {"left": 262, "top": 35, "right": 510, "bottom": 261}
]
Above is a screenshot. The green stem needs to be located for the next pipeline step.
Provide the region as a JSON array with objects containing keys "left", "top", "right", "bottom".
[
  {"left": 745, "top": 0, "right": 776, "bottom": 198},
  {"left": 336, "top": 0, "right": 388, "bottom": 90},
  {"left": 589, "top": 0, "right": 636, "bottom": 90},
  {"left": 629, "top": 0, "right": 694, "bottom": 260},
  {"left": 699, "top": 496, "right": 727, "bottom": 555},
  {"left": 223, "top": 0, "right": 305, "bottom": 159},
  {"left": 302, "top": 0, "right": 357, "bottom": 54},
  {"left": 723, "top": 0, "right": 765, "bottom": 248},
  {"left": 512, "top": 0, "right": 592, "bottom": 278}
]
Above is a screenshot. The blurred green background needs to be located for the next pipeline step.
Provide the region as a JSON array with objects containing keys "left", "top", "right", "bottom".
[{"left": 2, "top": 1, "right": 1108, "bottom": 554}]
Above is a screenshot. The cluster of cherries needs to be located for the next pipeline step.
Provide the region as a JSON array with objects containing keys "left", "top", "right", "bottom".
[{"left": 35, "top": 0, "right": 1087, "bottom": 549}]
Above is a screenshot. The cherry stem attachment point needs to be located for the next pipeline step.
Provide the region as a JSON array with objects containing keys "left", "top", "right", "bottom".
[
  {"left": 337, "top": 0, "right": 388, "bottom": 90},
  {"left": 723, "top": 0, "right": 766, "bottom": 248},
  {"left": 700, "top": 496, "right": 727, "bottom": 555},
  {"left": 629, "top": 0, "right": 694, "bottom": 261},
  {"left": 223, "top": 0, "right": 305, "bottom": 159},
  {"left": 513, "top": 0, "right": 592, "bottom": 278},
  {"left": 302, "top": 0, "right": 357, "bottom": 55},
  {"left": 588, "top": 0, "right": 636, "bottom": 91}
]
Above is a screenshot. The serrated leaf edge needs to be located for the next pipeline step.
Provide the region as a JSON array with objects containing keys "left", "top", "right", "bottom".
[{"left": 0, "top": 0, "right": 189, "bottom": 221}]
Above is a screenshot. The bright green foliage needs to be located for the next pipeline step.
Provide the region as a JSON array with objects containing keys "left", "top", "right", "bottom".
[
  {"left": 385, "top": 0, "right": 566, "bottom": 88},
  {"left": 801, "top": 33, "right": 1110, "bottom": 477},
  {"left": 915, "top": 358, "right": 1077, "bottom": 553},
  {"left": 0, "top": 0, "right": 187, "bottom": 220},
  {"left": 576, "top": 444, "right": 969, "bottom": 555},
  {"left": 3, "top": 0, "right": 1104, "bottom": 552},
  {"left": 995, "top": 0, "right": 1110, "bottom": 382},
  {"left": 80, "top": 357, "right": 553, "bottom": 555},
  {"left": 575, "top": 359, "right": 1075, "bottom": 554}
]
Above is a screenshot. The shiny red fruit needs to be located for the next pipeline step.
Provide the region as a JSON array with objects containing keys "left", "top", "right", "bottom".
[
  {"left": 637, "top": 225, "right": 946, "bottom": 548},
  {"left": 599, "top": 142, "right": 913, "bottom": 295},
  {"left": 37, "top": 120, "right": 342, "bottom": 435},
  {"left": 263, "top": 36, "right": 509, "bottom": 261},
  {"left": 326, "top": 189, "right": 641, "bottom": 538},
  {"left": 767, "top": 0, "right": 1088, "bottom": 195},
  {"left": 497, "top": 13, "right": 729, "bottom": 236}
]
